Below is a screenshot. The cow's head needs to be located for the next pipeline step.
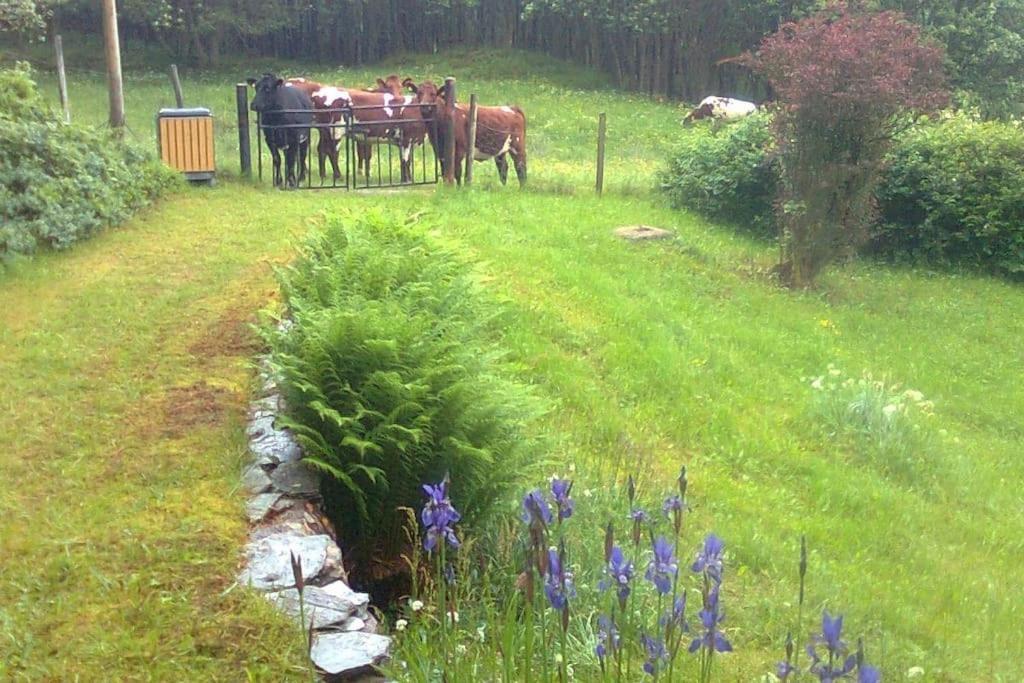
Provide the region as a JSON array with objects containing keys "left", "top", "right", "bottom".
[
  {"left": 682, "top": 102, "right": 714, "bottom": 124},
  {"left": 248, "top": 73, "right": 284, "bottom": 113},
  {"left": 409, "top": 80, "right": 441, "bottom": 118},
  {"left": 374, "top": 74, "right": 406, "bottom": 96}
]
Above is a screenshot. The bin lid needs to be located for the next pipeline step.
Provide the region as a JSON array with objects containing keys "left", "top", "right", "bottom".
[{"left": 158, "top": 107, "right": 211, "bottom": 117}]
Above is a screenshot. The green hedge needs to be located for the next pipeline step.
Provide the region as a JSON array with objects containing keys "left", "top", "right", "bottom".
[
  {"left": 661, "top": 112, "right": 1024, "bottom": 276},
  {"left": 659, "top": 112, "right": 778, "bottom": 236},
  {"left": 0, "top": 64, "right": 178, "bottom": 263},
  {"left": 875, "top": 113, "right": 1024, "bottom": 275},
  {"left": 264, "top": 213, "right": 544, "bottom": 576}
]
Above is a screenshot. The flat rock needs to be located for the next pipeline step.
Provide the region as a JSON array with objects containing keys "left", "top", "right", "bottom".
[
  {"left": 242, "top": 465, "right": 273, "bottom": 494},
  {"left": 270, "top": 461, "right": 320, "bottom": 497},
  {"left": 240, "top": 532, "right": 331, "bottom": 590},
  {"left": 266, "top": 583, "right": 369, "bottom": 630},
  {"left": 310, "top": 631, "right": 390, "bottom": 678},
  {"left": 246, "top": 413, "right": 277, "bottom": 440},
  {"left": 614, "top": 225, "right": 674, "bottom": 241},
  {"left": 250, "top": 429, "right": 303, "bottom": 464},
  {"left": 246, "top": 492, "right": 283, "bottom": 523}
]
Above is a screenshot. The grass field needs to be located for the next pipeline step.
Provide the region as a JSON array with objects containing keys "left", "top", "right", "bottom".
[{"left": 2, "top": 35, "right": 1024, "bottom": 681}]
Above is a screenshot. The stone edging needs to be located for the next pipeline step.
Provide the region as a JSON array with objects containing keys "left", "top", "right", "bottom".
[{"left": 239, "top": 363, "right": 391, "bottom": 681}]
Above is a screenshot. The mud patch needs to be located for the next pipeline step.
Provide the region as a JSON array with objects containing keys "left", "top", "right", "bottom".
[
  {"left": 161, "top": 381, "right": 232, "bottom": 438},
  {"left": 189, "top": 305, "right": 263, "bottom": 360}
]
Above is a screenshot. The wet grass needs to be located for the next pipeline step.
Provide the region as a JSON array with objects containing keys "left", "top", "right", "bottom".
[{"left": 1, "top": 37, "right": 1023, "bottom": 680}]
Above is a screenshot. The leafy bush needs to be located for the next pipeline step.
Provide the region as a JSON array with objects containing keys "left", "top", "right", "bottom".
[
  {"left": 742, "top": 6, "right": 948, "bottom": 287},
  {"left": 659, "top": 112, "right": 777, "bottom": 236},
  {"left": 264, "top": 212, "right": 544, "bottom": 578},
  {"left": 0, "top": 63, "right": 178, "bottom": 264},
  {"left": 875, "top": 112, "right": 1024, "bottom": 276},
  {"left": 662, "top": 111, "right": 1024, "bottom": 277}
]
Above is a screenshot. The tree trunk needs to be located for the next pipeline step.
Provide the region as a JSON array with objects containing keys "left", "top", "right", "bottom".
[{"left": 101, "top": 0, "right": 125, "bottom": 131}]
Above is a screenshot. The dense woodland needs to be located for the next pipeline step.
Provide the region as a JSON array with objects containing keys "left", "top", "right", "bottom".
[{"left": 8, "top": 0, "right": 1022, "bottom": 113}]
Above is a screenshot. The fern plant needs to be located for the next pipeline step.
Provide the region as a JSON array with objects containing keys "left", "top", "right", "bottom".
[{"left": 264, "top": 212, "right": 545, "bottom": 579}]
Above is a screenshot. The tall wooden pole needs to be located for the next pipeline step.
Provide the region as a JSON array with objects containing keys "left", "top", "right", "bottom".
[
  {"left": 596, "top": 112, "right": 607, "bottom": 196},
  {"left": 54, "top": 35, "right": 70, "bottom": 124},
  {"left": 102, "top": 0, "right": 125, "bottom": 132},
  {"left": 169, "top": 64, "right": 184, "bottom": 108},
  {"left": 465, "top": 94, "right": 478, "bottom": 187},
  {"left": 443, "top": 77, "right": 456, "bottom": 185},
  {"left": 236, "top": 83, "right": 252, "bottom": 177}
]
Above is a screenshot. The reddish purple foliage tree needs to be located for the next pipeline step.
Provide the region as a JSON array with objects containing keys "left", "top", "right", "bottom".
[{"left": 743, "top": 5, "right": 948, "bottom": 286}]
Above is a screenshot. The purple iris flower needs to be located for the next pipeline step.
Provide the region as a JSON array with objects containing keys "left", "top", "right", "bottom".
[
  {"left": 691, "top": 533, "right": 725, "bottom": 583},
  {"left": 688, "top": 587, "right": 732, "bottom": 654},
  {"left": 659, "top": 593, "right": 688, "bottom": 632},
  {"left": 543, "top": 547, "right": 574, "bottom": 611},
  {"left": 551, "top": 478, "right": 575, "bottom": 521},
  {"left": 421, "top": 480, "right": 461, "bottom": 553},
  {"left": 858, "top": 665, "right": 881, "bottom": 683},
  {"left": 629, "top": 508, "right": 649, "bottom": 523},
  {"left": 595, "top": 614, "right": 620, "bottom": 667},
  {"left": 645, "top": 536, "right": 678, "bottom": 595},
  {"left": 641, "top": 633, "right": 668, "bottom": 675},
  {"left": 807, "top": 612, "right": 856, "bottom": 682},
  {"left": 521, "top": 489, "right": 553, "bottom": 527},
  {"left": 777, "top": 661, "right": 795, "bottom": 680},
  {"left": 598, "top": 545, "right": 634, "bottom": 609},
  {"left": 663, "top": 494, "right": 684, "bottom": 517}
]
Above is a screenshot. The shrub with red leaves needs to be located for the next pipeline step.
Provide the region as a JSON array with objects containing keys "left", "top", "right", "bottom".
[{"left": 743, "top": 5, "right": 948, "bottom": 287}]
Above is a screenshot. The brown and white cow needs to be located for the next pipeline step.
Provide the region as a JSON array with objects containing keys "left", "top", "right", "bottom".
[
  {"left": 285, "top": 75, "right": 423, "bottom": 184},
  {"left": 683, "top": 96, "right": 757, "bottom": 124},
  {"left": 407, "top": 79, "right": 526, "bottom": 187}
]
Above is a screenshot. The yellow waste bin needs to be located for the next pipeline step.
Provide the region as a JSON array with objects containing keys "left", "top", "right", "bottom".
[{"left": 156, "top": 107, "right": 215, "bottom": 182}]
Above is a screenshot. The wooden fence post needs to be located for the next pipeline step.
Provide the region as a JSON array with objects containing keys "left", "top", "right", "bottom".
[
  {"left": 169, "top": 64, "right": 184, "bottom": 108},
  {"left": 443, "top": 76, "right": 457, "bottom": 185},
  {"left": 101, "top": 0, "right": 125, "bottom": 132},
  {"left": 465, "top": 94, "right": 478, "bottom": 187},
  {"left": 596, "top": 112, "right": 607, "bottom": 196},
  {"left": 236, "top": 83, "right": 252, "bottom": 177},
  {"left": 55, "top": 35, "right": 70, "bottom": 124}
]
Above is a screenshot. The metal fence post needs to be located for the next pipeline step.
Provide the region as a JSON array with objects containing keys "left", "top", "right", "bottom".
[
  {"left": 443, "top": 76, "right": 457, "bottom": 185},
  {"left": 236, "top": 83, "right": 251, "bottom": 177},
  {"left": 465, "top": 94, "right": 478, "bottom": 187},
  {"left": 596, "top": 112, "right": 607, "bottom": 196},
  {"left": 55, "top": 35, "right": 70, "bottom": 124}
]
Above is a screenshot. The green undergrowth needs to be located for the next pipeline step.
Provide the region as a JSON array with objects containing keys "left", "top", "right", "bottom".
[
  {"left": 264, "top": 212, "right": 546, "bottom": 580},
  {"left": 0, "top": 41, "right": 1020, "bottom": 681}
]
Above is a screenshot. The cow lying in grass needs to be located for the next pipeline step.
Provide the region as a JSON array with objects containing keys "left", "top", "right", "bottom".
[
  {"left": 408, "top": 79, "right": 526, "bottom": 187},
  {"left": 683, "top": 96, "right": 757, "bottom": 124}
]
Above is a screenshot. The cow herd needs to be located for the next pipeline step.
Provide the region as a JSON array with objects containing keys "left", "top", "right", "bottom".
[{"left": 246, "top": 72, "right": 527, "bottom": 189}]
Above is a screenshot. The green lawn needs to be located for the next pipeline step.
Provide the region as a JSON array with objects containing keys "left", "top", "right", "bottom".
[{"left": 2, "top": 39, "right": 1023, "bottom": 681}]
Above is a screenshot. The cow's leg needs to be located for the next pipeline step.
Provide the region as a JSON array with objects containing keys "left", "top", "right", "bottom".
[
  {"left": 400, "top": 143, "right": 414, "bottom": 183},
  {"left": 454, "top": 149, "right": 464, "bottom": 186},
  {"left": 359, "top": 142, "right": 372, "bottom": 182},
  {"left": 297, "top": 133, "right": 309, "bottom": 185},
  {"left": 284, "top": 142, "right": 298, "bottom": 189},
  {"left": 511, "top": 141, "right": 527, "bottom": 188},
  {"left": 270, "top": 145, "right": 282, "bottom": 188},
  {"left": 317, "top": 129, "right": 329, "bottom": 185},
  {"left": 495, "top": 154, "right": 509, "bottom": 185}
]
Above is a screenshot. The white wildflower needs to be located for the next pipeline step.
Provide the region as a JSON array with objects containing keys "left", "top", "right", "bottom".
[
  {"left": 904, "top": 389, "right": 925, "bottom": 402},
  {"left": 882, "top": 404, "right": 900, "bottom": 418},
  {"left": 582, "top": 489, "right": 593, "bottom": 498},
  {"left": 395, "top": 619, "right": 408, "bottom": 632},
  {"left": 476, "top": 625, "right": 487, "bottom": 642},
  {"left": 554, "top": 653, "right": 564, "bottom": 665},
  {"left": 455, "top": 643, "right": 467, "bottom": 656},
  {"left": 907, "top": 666, "right": 925, "bottom": 678},
  {"left": 447, "top": 610, "right": 460, "bottom": 625},
  {"left": 410, "top": 599, "right": 424, "bottom": 612},
  {"left": 828, "top": 366, "right": 842, "bottom": 377},
  {"left": 811, "top": 376, "right": 825, "bottom": 391}
]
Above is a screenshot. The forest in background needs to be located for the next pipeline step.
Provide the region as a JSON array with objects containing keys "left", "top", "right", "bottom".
[{"left": 4, "top": 1, "right": 1023, "bottom": 112}]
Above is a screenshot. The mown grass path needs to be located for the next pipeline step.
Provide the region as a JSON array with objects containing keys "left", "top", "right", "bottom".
[{"left": 0, "top": 188, "right": 315, "bottom": 680}]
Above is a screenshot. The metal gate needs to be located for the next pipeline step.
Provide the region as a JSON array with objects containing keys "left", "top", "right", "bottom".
[{"left": 243, "top": 101, "right": 440, "bottom": 190}]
